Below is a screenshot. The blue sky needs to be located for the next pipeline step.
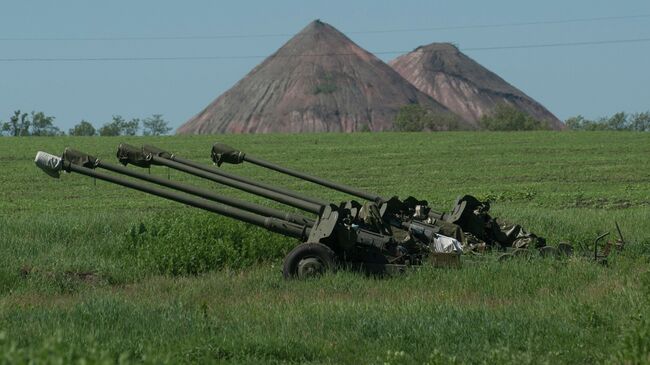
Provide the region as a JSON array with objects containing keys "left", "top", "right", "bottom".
[{"left": 1, "top": 0, "right": 649, "bottom": 131}]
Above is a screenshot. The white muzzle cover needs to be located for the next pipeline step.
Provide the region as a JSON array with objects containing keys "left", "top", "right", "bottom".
[{"left": 34, "top": 151, "right": 63, "bottom": 178}]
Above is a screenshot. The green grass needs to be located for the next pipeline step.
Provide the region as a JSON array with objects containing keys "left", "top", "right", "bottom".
[{"left": 1, "top": 132, "right": 649, "bottom": 364}]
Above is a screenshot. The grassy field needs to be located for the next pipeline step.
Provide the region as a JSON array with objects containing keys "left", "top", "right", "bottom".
[{"left": 1, "top": 132, "right": 649, "bottom": 364}]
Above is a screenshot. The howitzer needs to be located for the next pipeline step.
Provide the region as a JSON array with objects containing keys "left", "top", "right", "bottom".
[
  {"left": 211, "top": 142, "right": 564, "bottom": 252},
  {"left": 35, "top": 145, "right": 461, "bottom": 279},
  {"left": 210, "top": 143, "right": 520, "bottom": 246},
  {"left": 211, "top": 143, "right": 470, "bottom": 240}
]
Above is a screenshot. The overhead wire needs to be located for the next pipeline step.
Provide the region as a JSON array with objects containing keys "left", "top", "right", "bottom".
[
  {"left": 0, "top": 37, "right": 649, "bottom": 62},
  {"left": 0, "top": 13, "right": 648, "bottom": 41}
]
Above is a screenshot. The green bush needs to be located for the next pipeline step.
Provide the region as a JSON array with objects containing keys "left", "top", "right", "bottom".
[
  {"left": 122, "top": 212, "right": 296, "bottom": 276},
  {"left": 479, "top": 104, "right": 549, "bottom": 131},
  {"left": 312, "top": 74, "right": 337, "bottom": 95}
]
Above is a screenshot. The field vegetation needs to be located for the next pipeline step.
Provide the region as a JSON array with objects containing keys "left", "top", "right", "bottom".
[{"left": 1, "top": 132, "right": 649, "bottom": 364}]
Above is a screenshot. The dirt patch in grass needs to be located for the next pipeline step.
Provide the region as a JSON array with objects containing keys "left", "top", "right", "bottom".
[{"left": 567, "top": 196, "right": 634, "bottom": 209}]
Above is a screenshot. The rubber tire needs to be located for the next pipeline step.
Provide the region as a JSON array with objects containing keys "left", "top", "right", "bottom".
[
  {"left": 557, "top": 243, "right": 574, "bottom": 257},
  {"left": 282, "top": 243, "right": 336, "bottom": 279},
  {"left": 539, "top": 246, "right": 559, "bottom": 258}
]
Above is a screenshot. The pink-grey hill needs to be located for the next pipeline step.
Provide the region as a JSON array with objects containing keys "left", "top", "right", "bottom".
[
  {"left": 177, "top": 20, "right": 463, "bottom": 134},
  {"left": 389, "top": 43, "right": 564, "bottom": 130},
  {"left": 178, "top": 21, "right": 562, "bottom": 134}
]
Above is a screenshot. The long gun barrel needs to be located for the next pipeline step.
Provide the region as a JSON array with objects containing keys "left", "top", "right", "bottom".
[
  {"left": 211, "top": 143, "right": 384, "bottom": 204},
  {"left": 146, "top": 145, "right": 328, "bottom": 207},
  {"left": 116, "top": 144, "right": 324, "bottom": 214},
  {"left": 63, "top": 148, "right": 314, "bottom": 227},
  {"left": 35, "top": 151, "right": 310, "bottom": 238}
]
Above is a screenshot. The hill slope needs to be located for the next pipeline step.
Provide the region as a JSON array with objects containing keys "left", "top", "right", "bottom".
[
  {"left": 177, "top": 21, "right": 465, "bottom": 134},
  {"left": 389, "top": 43, "right": 564, "bottom": 130}
]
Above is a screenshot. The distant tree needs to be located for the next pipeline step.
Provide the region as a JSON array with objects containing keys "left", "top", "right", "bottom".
[
  {"left": 479, "top": 104, "right": 548, "bottom": 131},
  {"left": 122, "top": 118, "right": 140, "bottom": 136},
  {"left": 98, "top": 116, "right": 122, "bottom": 136},
  {"left": 606, "top": 112, "right": 630, "bottom": 131},
  {"left": 98, "top": 115, "right": 140, "bottom": 136},
  {"left": 586, "top": 118, "right": 607, "bottom": 131},
  {"left": 565, "top": 115, "right": 587, "bottom": 130},
  {"left": 566, "top": 111, "right": 649, "bottom": 131},
  {"left": 394, "top": 104, "right": 464, "bottom": 131},
  {"left": 429, "top": 113, "right": 463, "bottom": 131},
  {"left": 394, "top": 104, "right": 429, "bottom": 131},
  {"left": 142, "top": 114, "right": 172, "bottom": 136},
  {"left": 69, "top": 120, "right": 97, "bottom": 136},
  {"left": 1, "top": 110, "right": 31, "bottom": 136},
  {"left": 630, "top": 112, "right": 650, "bottom": 132},
  {"left": 565, "top": 115, "right": 606, "bottom": 131},
  {"left": 30, "top": 111, "right": 63, "bottom": 136}
]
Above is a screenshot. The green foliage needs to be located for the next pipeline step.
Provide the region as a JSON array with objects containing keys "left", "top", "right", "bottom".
[
  {"left": 566, "top": 111, "right": 650, "bottom": 131},
  {"left": 565, "top": 115, "right": 590, "bottom": 130},
  {"left": 394, "top": 104, "right": 429, "bottom": 131},
  {"left": 29, "top": 111, "right": 63, "bottom": 136},
  {"left": 68, "top": 120, "right": 97, "bottom": 136},
  {"left": 631, "top": 111, "right": 650, "bottom": 131},
  {"left": 1, "top": 110, "right": 62, "bottom": 136},
  {"left": 394, "top": 104, "right": 462, "bottom": 131},
  {"left": 312, "top": 74, "right": 337, "bottom": 94},
  {"left": 122, "top": 213, "right": 294, "bottom": 276},
  {"left": 1, "top": 110, "right": 30, "bottom": 136},
  {"left": 142, "top": 114, "right": 172, "bottom": 136},
  {"left": 479, "top": 104, "right": 549, "bottom": 131},
  {"left": 98, "top": 119, "right": 121, "bottom": 136},
  {"left": 98, "top": 115, "right": 140, "bottom": 136}
]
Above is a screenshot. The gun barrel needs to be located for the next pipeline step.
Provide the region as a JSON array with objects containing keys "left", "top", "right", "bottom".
[
  {"left": 151, "top": 155, "right": 323, "bottom": 214},
  {"left": 61, "top": 159, "right": 309, "bottom": 239},
  {"left": 88, "top": 156, "right": 314, "bottom": 227},
  {"left": 116, "top": 144, "right": 324, "bottom": 214},
  {"left": 212, "top": 143, "right": 383, "bottom": 203},
  {"left": 170, "top": 153, "right": 328, "bottom": 207}
]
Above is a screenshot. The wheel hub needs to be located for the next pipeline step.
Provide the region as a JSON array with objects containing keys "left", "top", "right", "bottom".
[{"left": 297, "top": 257, "right": 325, "bottom": 278}]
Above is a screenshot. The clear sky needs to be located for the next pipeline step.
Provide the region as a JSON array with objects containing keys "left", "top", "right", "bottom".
[{"left": 1, "top": 0, "right": 649, "bottom": 131}]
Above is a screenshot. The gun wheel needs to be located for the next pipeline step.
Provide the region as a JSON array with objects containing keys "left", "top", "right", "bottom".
[
  {"left": 558, "top": 243, "right": 574, "bottom": 257},
  {"left": 539, "top": 246, "right": 560, "bottom": 258},
  {"left": 283, "top": 243, "right": 336, "bottom": 279}
]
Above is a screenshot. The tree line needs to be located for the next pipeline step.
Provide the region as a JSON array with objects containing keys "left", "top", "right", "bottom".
[
  {"left": 564, "top": 112, "right": 650, "bottom": 131},
  {"left": 1, "top": 111, "right": 173, "bottom": 136},
  {"left": 393, "top": 103, "right": 650, "bottom": 132}
]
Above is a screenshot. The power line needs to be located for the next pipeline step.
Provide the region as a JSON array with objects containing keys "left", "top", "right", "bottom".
[
  {"left": 349, "top": 14, "right": 650, "bottom": 34},
  {"left": 460, "top": 37, "right": 650, "bottom": 51},
  {"left": 0, "top": 36, "right": 649, "bottom": 62},
  {"left": 0, "top": 14, "right": 649, "bottom": 42}
]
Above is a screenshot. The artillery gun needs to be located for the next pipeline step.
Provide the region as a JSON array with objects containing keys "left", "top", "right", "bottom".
[
  {"left": 209, "top": 143, "right": 551, "bottom": 251},
  {"left": 35, "top": 144, "right": 462, "bottom": 279}
]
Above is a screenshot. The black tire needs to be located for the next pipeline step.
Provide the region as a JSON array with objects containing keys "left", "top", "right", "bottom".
[
  {"left": 557, "top": 243, "right": 574, "bottom": 257},
  {"left": 282, "top": 243, "right": 336, "bottom": 279},
  {"left": 539, "top": 246, "right": 559, "bottom": 258}
]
